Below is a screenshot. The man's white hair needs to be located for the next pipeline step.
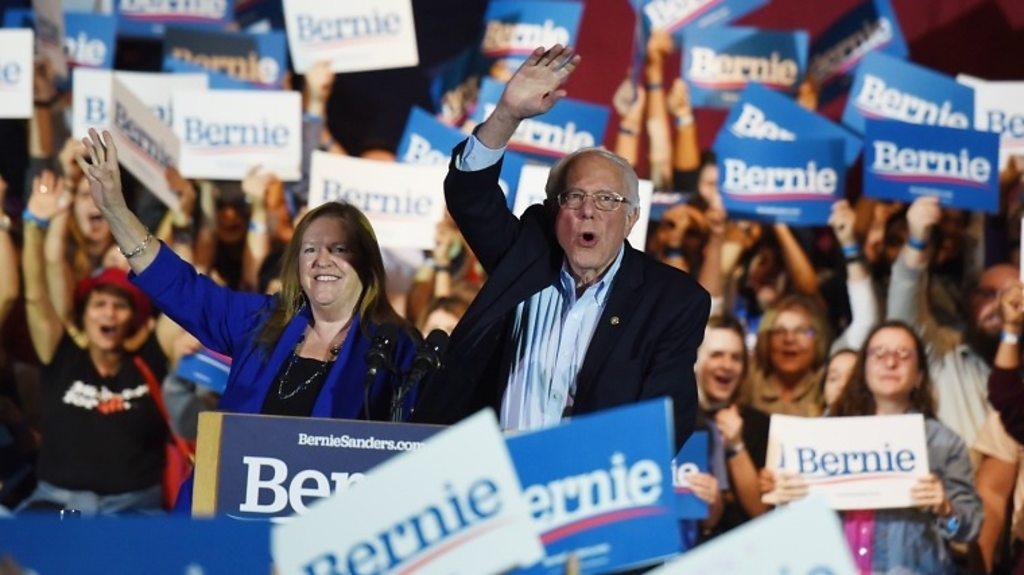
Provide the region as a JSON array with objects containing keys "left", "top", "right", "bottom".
[{"left": 544, "top": 147, "right": 640, "bottom": 212}]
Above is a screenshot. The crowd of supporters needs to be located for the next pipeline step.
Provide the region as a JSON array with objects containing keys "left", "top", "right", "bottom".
[{"left": 1, "top": 25, "right": 1023, "bottom": 574}]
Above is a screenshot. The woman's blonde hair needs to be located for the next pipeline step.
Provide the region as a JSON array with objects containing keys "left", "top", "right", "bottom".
[
  {"left": 256, "top": 202, "right": 403, "bottom": 349},
  {"left": 752, "top": 294, "right": 831, "bottom": 377}
]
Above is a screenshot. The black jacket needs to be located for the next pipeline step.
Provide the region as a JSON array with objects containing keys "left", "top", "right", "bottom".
[{"left": 413, "top": 143, "right": 710, "bottom": 448}]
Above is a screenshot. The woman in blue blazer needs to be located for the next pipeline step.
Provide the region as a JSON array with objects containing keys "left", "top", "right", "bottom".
[{"left": 74, "top": 129, "right": 416, "bottom": 510}]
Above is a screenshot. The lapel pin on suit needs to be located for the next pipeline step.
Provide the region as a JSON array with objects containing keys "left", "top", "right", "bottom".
[{"left": 610, "top": 316, "right": 620, "bottom": 326}]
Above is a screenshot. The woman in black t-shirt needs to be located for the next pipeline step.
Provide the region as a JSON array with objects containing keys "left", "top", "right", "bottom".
[{"left": 20, "top": 178, "right": 168, "bottom": 514}]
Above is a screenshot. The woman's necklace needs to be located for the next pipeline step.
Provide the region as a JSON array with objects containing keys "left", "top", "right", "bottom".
[{"left": 276, "top": 321, "right": 351, "bottom": 400}]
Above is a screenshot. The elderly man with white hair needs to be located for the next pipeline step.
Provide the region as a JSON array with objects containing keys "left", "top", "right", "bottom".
[{"left": 413, "top": 45, "right": 710, "bottom": 449}]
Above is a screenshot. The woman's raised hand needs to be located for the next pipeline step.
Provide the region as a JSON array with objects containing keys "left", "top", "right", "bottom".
[{"left": 74, "top": 129, "right": 126, "bottom": 214}]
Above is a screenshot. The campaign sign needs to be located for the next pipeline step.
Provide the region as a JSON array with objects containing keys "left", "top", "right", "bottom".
[
  {"left": 192, "top": 412, "right": 440, "bottom": 519},
  {"left": 116, "top": 0, "right": 233, "bottom": 39},
  {"left": 506, "top": 399, "right": 680, "bottom": 575},
  {"left": 396, "top": 106, "right": 466, "bottom": 167},
  {"left": 718, "top": 82, "right": 863, "bottom": 167},
  {"left": 163, "top": 27, "right": 286, "bottom": 90},
  {"left": 842, "top": 51, "right": 974, "bottom": 136},
  {"left": 283, "top": 0, "right": 419, "bottom": 74},
  {"left": 958, "top": 76, "right": 1024, "bottom": 170},
  {"left": 272, "top": 410, "right": 544, "bottom": 575},
  {"left": 164, "top": 57, "right": 254, "bottom": 90},
  {"left": 308, "top": 151, "right": 447, "bottom": 250},
  {"left": 639, "top": 0, "right": 768, "bottom": 36},
  {"left": 682, "top": 26, "right": 809, "bottom": 109},
  {"left": 175, "top": 347, "right": 231, "bottom": 394},
  {"left": 473, "top": 77, "right": 610, "bottom": 160},
  {"left": 863, "top": 119, "right": 999, "bottom": 213},
  {"left": 672, "top": 430, "right": 709, "bottom": 520},
  {"left": 648, "top": 498, "right": 857, "bottom": 575},
  {"left": 764, "top": 414, "right": 929, "bottom": 510},
  {"left": 0, "top": 30, "right": 33, "bottom": 119},
  {"left": 809, "top": 0, "right": 908, "bottom": 104},
  {"left": 480, "top": 0, "right": 584, "bottom": 68},
  {"left": 715, "top": 133, "right": 846, "bottom": 226},
  {"left": 394, "top": 107, "right": 527, "bottom": 209},
  {"left": 72, "top": 69, "right": 209, "bottom": 137},
  {"left": 4, "top": 9, "right": 117, "bottom": 70},
  {"left": 0, "top": 516, "right": 271, "bottom": 574},
  {"left": 32, "top": 0, "right": 67, "bottom": 80},
  {"left": 514, "top": 164, "right": 654, "bottom": 251},
  {"left": 110, "top": 77, "right": 181, "bottom": 209},
  {"left": 173, "top": 89, "right": 301, "bottom": 181},
  {"left": 66, "top": 12, "right": 117, "bottom": 69}
]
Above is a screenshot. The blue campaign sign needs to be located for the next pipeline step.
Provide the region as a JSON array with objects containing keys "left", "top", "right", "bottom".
[
  {"left": 715, "top": 133, "right": 846, "bottom": 226},
  {"left": 3, "top": 10, "right": 117, "bottom": 70},
  {"left": 202, "top": 413, "right": 441, "bottom": 520},
  {"left": 809, "top": 0, "right": 908, "bottom": 104},
  {"left": 397, "top": 106, "right": 466, "bottom": 166},
  {"left": 396, "top": 106, "right": 529, "bottom": 209},
  {"left": 117, "top": 0, "right": 233, "bottom": 39},
  {"left": 176, "top": 347, "right": 231, "bottom": 394},
  {"left": 0, "top": 516, "right": 270, "bottom": 574},
  {"left": 163, "top": 57, "right": 251, "bottom": 90},
  {"left": 682, "top": 26, "right": 809, "bottom": 109},
  {"left": 65, "top": 13, "right": 117, "bottom": 69},
  {"left": 480, "top": 0, "right": 584, "bottom": 67},
  {"left": 672, "top": 430, "right": 709, "bottom": 519},
  {"left": 842, "top": 51, "right": 974, "bottom": 136},
  {"left": 506, "top": 399, "right": 680, "bottom": 574},
  {"left": 717, "top": 83, "right": 863, "bottom": 166},
  {"left": 863, "top": 119, "right": 999, "bottom": 213},
  {"left": 473, "top": 77, "right": 610, "bottom": 160},
  {"left": 163, "top": 27, "right": 286, "bottom": 89},
  {"left": 638, "top": 0, "right": 768, "bottom": 37}
]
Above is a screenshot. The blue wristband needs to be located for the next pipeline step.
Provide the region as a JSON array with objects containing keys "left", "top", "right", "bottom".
[
  {"left": 944, "top": 514, "right": 960, "bottom": 535},
  {"left": 664, "top": 248, "right": 685, "bottom": 259},
  {"left": 841, "top": 244, "right": 861, "bottom": 257},
  {"left": 907, "top": 235, "right": 928, "bottom": 251},
  {"left": 21, "top": 209, "right": 49, "bottom": 229}
]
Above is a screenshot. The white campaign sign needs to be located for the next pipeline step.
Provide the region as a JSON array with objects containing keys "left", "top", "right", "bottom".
[
  {"left": 648, "top": 498, "right": 857, "bottom": 574},
  {"left": 272, "top": 410, "right": 544, "bottom": 575},
  {"left": 513, "top": 164, "right": 655, "bottom": 251},
  {"left": 0, "top": 30, "right": 34, "bottom": 119},
  {"left": 958, "top": 74, "right": 1024, "bottom": 170},
  {"left": 764, "top": 414, "right": 929, "bottom": 510},
  {"left": 72, "top": 69, "right": 208, "bottom": 138},
  {"left": 308, "top": 152, "right": 446, "bottom": 250},
  {"left": 110, "top": 77, "right": 180, "bottom": 210},
  {"left": 32, "top": 0, "right": 67, "bottom": 80},
  {"left": 173, "top": 89, "right": 302, "bottom": 181},
  {"left": 283, "top": 0, "right": 419, "bottom": 74}
]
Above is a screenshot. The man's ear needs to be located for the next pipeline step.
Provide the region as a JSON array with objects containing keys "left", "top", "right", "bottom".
[{"left": 625, "top": 205, "right": 640, "bottom": 235}]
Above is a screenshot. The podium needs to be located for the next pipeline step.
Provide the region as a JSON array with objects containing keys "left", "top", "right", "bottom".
[{"left": 193, "top": 412, "right": 441, "bottom": 519}]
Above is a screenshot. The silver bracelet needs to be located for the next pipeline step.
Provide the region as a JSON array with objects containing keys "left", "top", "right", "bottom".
[{"left": 119, "top": 233, "right": 152, "bottom": 260}]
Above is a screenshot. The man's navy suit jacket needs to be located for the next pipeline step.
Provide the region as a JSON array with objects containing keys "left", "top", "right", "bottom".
[{"left": 412, "top": 143, "right": 711, "bottom": 449}]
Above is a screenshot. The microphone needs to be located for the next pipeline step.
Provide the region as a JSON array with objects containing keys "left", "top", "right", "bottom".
[
  {"left": 407, "top": 329, "right": 449, "bottom": 386},
  {"left": 391, "top": 330, "right": 449, "bottom": 422},
  {"left": 363, "top": 323, "right": 401, "bottom": 419},
  {"left": 364, "top": 323, "right": 400, "bottom": 387}
]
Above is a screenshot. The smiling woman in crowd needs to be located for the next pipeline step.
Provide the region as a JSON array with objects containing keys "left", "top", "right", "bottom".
[
  {"left": 769, "top": 321, "right": 982, "bottom": 574},
  {"left": 742, "top": 294, "right": 830, "bottom": 417},
  {"left": 74, "top": 129, "right": 417, "bottom": 510}
]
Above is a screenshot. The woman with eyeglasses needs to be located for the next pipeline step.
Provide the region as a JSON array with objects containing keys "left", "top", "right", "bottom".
[
  {"left": 741, "top": 294, "right": 831, "bottom": 417},
  {"left": 767, "top": 320, "right": 982, "bottom": 574}
]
